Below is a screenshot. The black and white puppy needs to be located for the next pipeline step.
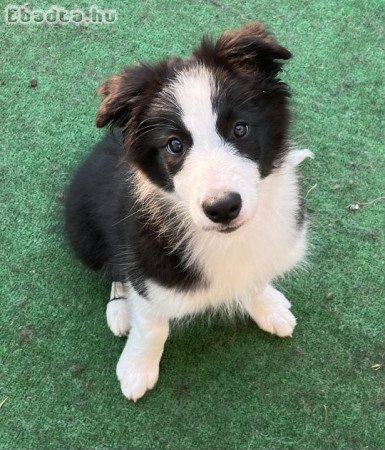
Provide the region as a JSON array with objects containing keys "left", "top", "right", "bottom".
[{"left": 65, "top": 22, "right": 312, "bottom": 401}]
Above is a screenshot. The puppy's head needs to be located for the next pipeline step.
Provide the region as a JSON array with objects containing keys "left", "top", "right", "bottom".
[{"left": 96, "top": 22, "right": 291, "bottom": 233}]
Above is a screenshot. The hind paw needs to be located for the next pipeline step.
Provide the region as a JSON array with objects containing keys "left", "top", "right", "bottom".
[{"left": 106, "top": 282, "right": 130, "bottom": 337}]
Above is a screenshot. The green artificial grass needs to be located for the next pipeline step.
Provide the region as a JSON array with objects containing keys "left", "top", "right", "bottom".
[{"left": 1, "top": 0, "right": 385, "bottom": 448}]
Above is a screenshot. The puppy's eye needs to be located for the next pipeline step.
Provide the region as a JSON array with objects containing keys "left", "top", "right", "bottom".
[
  {"left": 167, "top": 138, "right": 183, "bottom": 155},
  {"left": 233, "top": 122, "right": 249, "bottom": 138}
]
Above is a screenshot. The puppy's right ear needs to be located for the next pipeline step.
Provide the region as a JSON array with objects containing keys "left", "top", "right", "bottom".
[{"left": 96, "top": 66, "right": 143, "bottom": 128}]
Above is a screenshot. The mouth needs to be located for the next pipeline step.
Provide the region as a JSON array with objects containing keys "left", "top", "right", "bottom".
[
  {"left": 218, "top": 225, "right": 241, "bottom": 233},
  {"left": 201, "top": 222, "right": 244, "bottom": 233}
]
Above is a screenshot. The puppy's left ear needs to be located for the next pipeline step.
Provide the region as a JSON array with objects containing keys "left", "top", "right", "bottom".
[{"left": 196, "top": 22, "right": 291, "bottom": 77}]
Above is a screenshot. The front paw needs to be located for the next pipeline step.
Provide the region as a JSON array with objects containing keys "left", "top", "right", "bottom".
[
  {"left": 256, "top": 304, "right": 296, "bottom": 337},
  {"left": 117, "top": 358, "right": 159, "bottom": 402},
  {"left": 249, "top": 287, "right": 296, "bottom": 338}
]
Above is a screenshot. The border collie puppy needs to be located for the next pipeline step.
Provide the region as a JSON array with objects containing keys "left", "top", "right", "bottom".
[{"left": 65, "top": 22, "right": 312, "bottom": 401}]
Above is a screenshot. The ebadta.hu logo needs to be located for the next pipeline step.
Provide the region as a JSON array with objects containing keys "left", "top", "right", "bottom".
[{"left": 4, "top": 5, "right": 117, "bottom": 25}]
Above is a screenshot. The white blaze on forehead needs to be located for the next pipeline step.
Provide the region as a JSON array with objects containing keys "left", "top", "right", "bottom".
[
  {"left": 169, "top": 66, "right": 222, "bottom": 149},
  {"left": 168, "top": 65, "right": 261, "bottom": 231}
]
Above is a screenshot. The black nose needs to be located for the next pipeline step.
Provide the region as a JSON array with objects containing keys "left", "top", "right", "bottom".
[{"left": 202, "top": 192, "right": 242, "bottom": 224}]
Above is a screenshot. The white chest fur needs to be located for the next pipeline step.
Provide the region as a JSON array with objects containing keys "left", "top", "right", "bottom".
[{"left": 144, "top": 150, "right": 311, "bottom": 320}]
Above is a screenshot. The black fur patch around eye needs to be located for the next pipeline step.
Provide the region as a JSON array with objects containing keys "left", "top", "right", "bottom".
[
  {"left": 213, "top": 72, "right": 290, "bottom": 177},
  {"left": 130, "top": 115, "right": 193, "bottom": 191},
  {"left": 216, "top": 105, "right": 262, "bottom": 160}
]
